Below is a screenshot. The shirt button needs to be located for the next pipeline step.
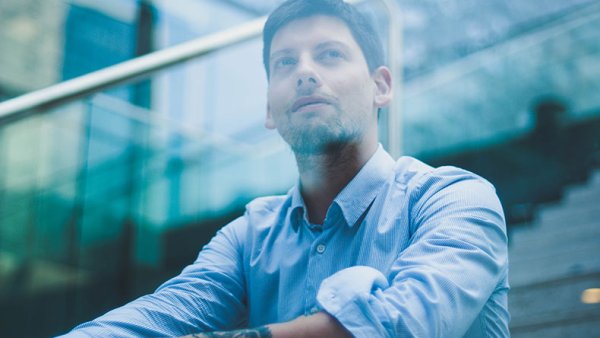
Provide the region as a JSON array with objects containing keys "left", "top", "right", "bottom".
[
  {"left": 310, "top": 306, "right": 320, "bottom": 314},
  {"left": 316, "top": 244, "right": 326, "bottom": 254}
]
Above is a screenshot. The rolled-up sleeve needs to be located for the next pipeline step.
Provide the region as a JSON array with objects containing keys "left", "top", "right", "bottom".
[
  {"left": 317, "top": 170, "right": 509, "bottom": 337},
  {"left": 59, "top": 216, "right": 249, "bottom": 338}
]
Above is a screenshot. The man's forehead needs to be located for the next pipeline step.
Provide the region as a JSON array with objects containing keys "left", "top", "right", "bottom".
[
  {"left": 271, "top": 40, "right": 350, "bottom": 58},
  {"left": 269, "top": 15, "right": 356, "bottom": 54}
]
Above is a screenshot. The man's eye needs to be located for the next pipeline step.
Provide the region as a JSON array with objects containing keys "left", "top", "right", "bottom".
[
  {"left": 274, "top": 57, "right": 296, "bottom": 68},
  {"left": 320, "top": 49, "right": 343, "bottom": 60}
]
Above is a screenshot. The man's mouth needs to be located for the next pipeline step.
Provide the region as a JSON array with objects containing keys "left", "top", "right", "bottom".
[{"left": 291, "top": 96, "right": 331, "bottom": 112}]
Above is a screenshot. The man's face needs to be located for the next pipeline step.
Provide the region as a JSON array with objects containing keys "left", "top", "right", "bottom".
[{"left": 265, "top": 15, "right": 389, "bottom": 154}]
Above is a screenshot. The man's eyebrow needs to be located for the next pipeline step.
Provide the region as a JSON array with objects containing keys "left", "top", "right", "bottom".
[
  {"left": 315, "top": 40, "right": 351, "bottom": 51},
  {"left": 271, "top": 41, "right": 351, "bottom": 60},
  {"left": 270, "top": 48, "right": 294, "bottom": 61}
]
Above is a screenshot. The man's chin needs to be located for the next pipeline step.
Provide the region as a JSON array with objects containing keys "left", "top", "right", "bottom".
[{"left": 287, "top": 136, "right": 354, "bottom": 156}]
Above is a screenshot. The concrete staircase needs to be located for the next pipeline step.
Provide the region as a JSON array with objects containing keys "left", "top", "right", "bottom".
[{"left": 508, "top": 171, "right": 600, "bottom": 337}]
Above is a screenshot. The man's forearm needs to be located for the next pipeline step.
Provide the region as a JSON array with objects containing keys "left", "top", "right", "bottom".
[
  {"left": 182, "top": 312, "right": 352, "bottom": 338},
  {"left": 184, "top": 326, "right": 272, "bottom": 338}
]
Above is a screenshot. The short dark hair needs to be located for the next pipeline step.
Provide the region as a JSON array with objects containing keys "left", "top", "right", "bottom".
[{"left": 262, "top": 0, "right": 385, "bottom": 78}]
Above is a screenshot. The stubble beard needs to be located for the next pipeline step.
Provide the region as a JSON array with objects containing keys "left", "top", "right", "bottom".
[{"left": 279, "top": 109, "right": 361, "bottom": 155}]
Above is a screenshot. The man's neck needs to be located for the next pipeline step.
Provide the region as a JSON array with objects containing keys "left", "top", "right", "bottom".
[{"left": 295, "top": 139, "right": 378, "bottom": 225}]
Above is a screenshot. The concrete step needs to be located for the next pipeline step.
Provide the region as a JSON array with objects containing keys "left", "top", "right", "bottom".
[
  {"left": 537, "top": 169, "right": 600, "bottom": 220},
  {"left": 509, "top": 274, "right": 600, "bottom": 336},
  {"left": 510, "top": 235, "right": 599, "bottom": 266},
  {"left": 511, "top": 312, "right": 600, "bottom": 338},
  {"left": 509, "top": 246, "right": 600, "bottom": 287},
  {"left": 509, "top": 222, "right": 600, "bottom": 258},
  {"left": 509, "top": 217, "right": 600, "bottom": 246},
  {"left": 510, "top": 208, "right": 599, "bottom": 244},
  {"left": 564, "top": 182, "right": 600, "bottom": 205},
  {"left": 537, "top": 198, "right": 600, "bottom": 225},
  {"left": 588, "top": 170, "right": 600, "bottom": 185}
]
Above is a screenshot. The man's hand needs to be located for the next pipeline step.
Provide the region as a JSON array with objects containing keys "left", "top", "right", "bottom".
[{"left": 180, "top": 312, "right": 352, "bottom": 338}]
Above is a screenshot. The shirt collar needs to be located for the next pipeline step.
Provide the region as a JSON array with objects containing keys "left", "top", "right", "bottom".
[
  {"left": 332, "top": 144, "right": 395, "bottom": 228},
  {"left": 289, "top": 144, "right": 395, "bottom": 230},
  {"left": 289, "top": 184, "right": 306, "bottom": 231}
]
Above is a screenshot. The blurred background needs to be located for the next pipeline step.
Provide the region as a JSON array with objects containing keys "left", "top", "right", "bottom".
[{"left": 0, "top": 0, "right": 599, "bottom": 336}]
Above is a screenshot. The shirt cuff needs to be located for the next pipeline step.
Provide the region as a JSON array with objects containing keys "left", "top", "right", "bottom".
[{"left": 316, "top": 266, "right": 390, "bottom": 337}]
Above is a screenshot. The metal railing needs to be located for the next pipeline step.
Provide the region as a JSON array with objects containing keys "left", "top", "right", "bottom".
[
  {"left": 0, "top": 17, "right": 266, "bottom": 121},
  {"left": 0, "top": 0, "right": 402, "bottom": 155}
]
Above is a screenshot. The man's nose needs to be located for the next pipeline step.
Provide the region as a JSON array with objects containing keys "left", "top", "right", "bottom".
[
  {"left": 296, "top": 76, "right": 319, "bottom": 88},
  {"left": 295, "top": 60, "right": 321, "bottom": 92}
]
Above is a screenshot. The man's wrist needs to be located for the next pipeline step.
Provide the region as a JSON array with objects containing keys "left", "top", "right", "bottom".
[
  {"left": 269, "top": 312, "right": 351, "bottom": 338},
  {"left": 180, "top": 312, "right": 350, "bottom": 338},
  {"left": 181, "top": 326, "right": 272, "bottom": 338}
]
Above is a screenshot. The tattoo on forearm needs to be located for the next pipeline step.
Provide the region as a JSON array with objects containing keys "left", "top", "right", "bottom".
[{"left": 191, "top": 326, "right": 272, "bottom": 338}]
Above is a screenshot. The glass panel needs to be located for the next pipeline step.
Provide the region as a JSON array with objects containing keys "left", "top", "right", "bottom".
[
  {"left": 1, "top": 0, "right": 598, "bottom": 337},
  {"left": 404, "top": 8, "right": 600, "bottom": 157},
  {"left": 0, "top": 0, "right": 389, "bottom": 336}
]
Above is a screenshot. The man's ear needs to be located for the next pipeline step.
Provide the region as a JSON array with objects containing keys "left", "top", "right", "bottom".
[
  {"left": 373, "top": 66, "right": 392, "bottom": 108},
  {"left": 265, "top": 104, "right": 276, "bottom": 129}
]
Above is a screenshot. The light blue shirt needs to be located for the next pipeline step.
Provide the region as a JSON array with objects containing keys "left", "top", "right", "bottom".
[{"left": 61, "top": 146, "right": 509, "bottom": 337}]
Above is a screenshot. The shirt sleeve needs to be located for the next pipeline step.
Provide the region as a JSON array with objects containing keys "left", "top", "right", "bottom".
[
  {"left": 317, "top": 169, "right": 509, "bottom": 338},
  {"left": 58, "top": 216, "right": 249, "bottom": 338}
]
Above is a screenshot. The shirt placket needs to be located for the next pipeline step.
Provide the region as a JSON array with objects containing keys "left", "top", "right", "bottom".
[
  {"left": 302, "top": 212, "right": 346, "bottom": 315},
  {"left": 302, "top": 220, "right": 327, "bottom": 315}
]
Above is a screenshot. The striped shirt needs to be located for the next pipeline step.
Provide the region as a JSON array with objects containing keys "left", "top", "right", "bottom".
[{"left": 61, "top": 145, "right": 509, "bottom": 337}]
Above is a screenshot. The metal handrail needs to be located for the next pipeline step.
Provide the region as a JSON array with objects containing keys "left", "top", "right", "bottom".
[
  {"left": 0, "top": 16, "right": 266, "bottom": 122},
  {"left": 0, "top": 0, "right": 401, "bottom": 152}
]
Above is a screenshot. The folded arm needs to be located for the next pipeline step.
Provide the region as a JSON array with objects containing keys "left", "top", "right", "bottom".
[
  {"left": 58, "top": 217, "right": 249, "bottom": 337},
  {"left": 316, "top": 174, "right": 509, "bottom": 337},
  {"left": 181, "top": 312, "right": 351, "bottom": 338}
]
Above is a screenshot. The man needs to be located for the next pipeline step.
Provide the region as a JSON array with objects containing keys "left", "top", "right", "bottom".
[{"left": 61, "top": 0, "right": 509, "bottom": 337}]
